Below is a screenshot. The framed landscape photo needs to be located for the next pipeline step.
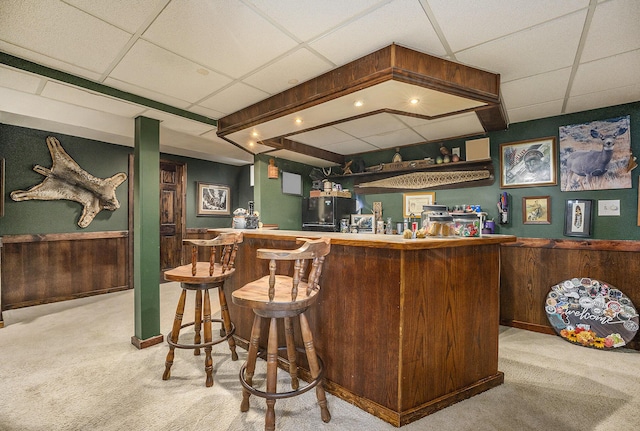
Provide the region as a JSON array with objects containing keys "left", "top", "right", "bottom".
[
  {"left": 500, "top": 137, "right": 557, "bottom": 188},
  {"left": 522, "top": 196, "right": 551, "bottom": 224},
  {"left": 197, "top": 182, "right": 230, "bottom": 216},
  {"left": 403, "top": 192, "right": 435, "bottom": 218},
  {"left": 564, "top": 199, "right": 593, "bottom": 237},
  {"left": 350, "top": 214, "right": 374, "bottom": 233}
]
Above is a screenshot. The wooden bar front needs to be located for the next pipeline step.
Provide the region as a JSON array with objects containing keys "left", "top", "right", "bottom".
[{"left": 211, "top": 229, "right": 516, "bottom": 427}]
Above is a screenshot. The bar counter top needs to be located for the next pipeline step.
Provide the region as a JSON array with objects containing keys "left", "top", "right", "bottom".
[{"left": 209, "top": 227, "right": 516, "bottom": 249}]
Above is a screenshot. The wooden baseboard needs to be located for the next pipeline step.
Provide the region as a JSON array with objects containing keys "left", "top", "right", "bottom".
[
  {"left": 500, "top": 320, "right": 556, "bottom": 335},
  {"left": 131, "top": 334, "right": 164, "bottom": 350}
]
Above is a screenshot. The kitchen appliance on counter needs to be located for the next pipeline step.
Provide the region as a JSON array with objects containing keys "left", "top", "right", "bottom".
[{"left": 302, "top": 196, "right": 356, "bottom": 232}]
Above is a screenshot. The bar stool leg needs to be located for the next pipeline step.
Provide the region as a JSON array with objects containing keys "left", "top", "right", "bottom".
[
  {"left": 299, "top": 312, "right": 331, "bottom": 423},
  {"left": 241, "top": 314, "right": 262, "bottom": 412},
  {"left": 163, "top": 289, "right": 187, "bottom": 380},
  {"left": 218, "top": 285, "right": 238, "bottom": 361},
  {"left": 283, "top": 317, "right": 299, "bottom": 390},
  {"left": 194, "top": 289, "right": 203, "bottom": 356},
  {"left": 265, "top": 317, "right": 278, "bottom": 431},
  {"left": 203, "top": 289, "right": 214, "bottom": 387}
]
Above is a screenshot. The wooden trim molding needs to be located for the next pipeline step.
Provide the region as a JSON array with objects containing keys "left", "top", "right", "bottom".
[
  {"left": 501, "top": 237, "right": 640, "bottom": 252},
  {"left": 1, "top": 231, "right": 128, "bottom": 243}
]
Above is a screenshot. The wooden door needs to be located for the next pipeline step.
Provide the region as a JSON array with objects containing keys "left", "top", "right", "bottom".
[{"left": 160, "top": 160, "right": 185, "bottom": 275}]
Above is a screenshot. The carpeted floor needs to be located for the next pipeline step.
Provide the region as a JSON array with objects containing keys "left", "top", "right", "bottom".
[{"left": 0, "top": 283, "right": 638, "bottom": 431}]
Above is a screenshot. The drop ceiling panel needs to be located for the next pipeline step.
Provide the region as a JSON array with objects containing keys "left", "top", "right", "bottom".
[
  {"left": 581, "top": 0, "right": 640, "bottom": 62},
  {"left": 242, "top": 48, "right": 334, "bottom": 95},
  {"left": 456, "top": 11, "right": 586, "bottom": 82},
  {"left": 41, "top": 82, "right": 146, "bottom": 117},
  {"left": 200, "top": 82, "right": 270, "bottom": 116},
  {"left": 572, "top": 50, "right": 640, "bottom": 96},
  {"left": 361, "top": 127, "right": 425, "bottom": 149},
  {"left": 323, "top": 139, "right": 378, "bottom": 155},
  {"left": 161, "top": 128, "right": 253, "bottom": 165},
  {"left": 501, "top": 68, "right": 572, "bottom": 109},
  {"left": 0, "top": 66, "right": 42, "bottom": 93},
  {"left": 504, "top": 100, "right": 564, "bottom": 124},
  {"left": 110, "top": 40, "right": 233, "bottom": 103},
  {"left": 430, "top": 0, "right": 589, "bottom": 52},
  {"left": 248, "top": 0, "right": 385, "bottom": 42},
  {"left": 411, "top": 113, "right": 483, "bottom": 141},
  {"left": 566, "top": 84, "right": 640, "bottom": 114},
  {"left": 103, "top": 77, "right": 192, "bottom": 110},
  {"left": 0, "top": 0, "right": 132, "bottom": 74},
  {"left": 290, "top": 127, "right": 355, "bottom": 147},
  {"left": 310, "top": 0, "right": 446, "bottom": 66},
  {"left": 66, "top": 0, "right": 168, "bottom": 34},
  {"left": 142, "top": 0, "right": 298, "bottom": 78},
  {"left": 267, "top": 149, "right": 336, "bottom": 168},
  {"left": 140, "top": 109, "right": 216, "bottom": 136},
  {"left": 333, "top": 113, "right": 404, "bottom": 137}
]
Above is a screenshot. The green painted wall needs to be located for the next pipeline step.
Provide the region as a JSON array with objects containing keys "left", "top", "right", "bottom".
[
  {"left": 340, "top": 101, "right": 640, "bottom": 240},
  {"left": 0, "top": 124, "right": 252, "bottom": 235}
]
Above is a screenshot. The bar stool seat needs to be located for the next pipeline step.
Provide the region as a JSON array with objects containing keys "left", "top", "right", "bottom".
[
  {"left": 162, "top": 232, "right": 242, "bottom": 387},
  {"left": 232, "top": 237, "right": 331, "bottom": 431}
]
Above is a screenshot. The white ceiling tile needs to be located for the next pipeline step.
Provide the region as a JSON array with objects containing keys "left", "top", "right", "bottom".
[
  {"left": 0, "top": 87, "right": 133, "bottom": 137},
  {"left": 103, "top": 77, "right": 192, "bottom": 110},
  {"left": 429, "top": 0, "right": 589, "bottom": 52},
  {"left": 161, "top": 128, "right": 253, "bottom": 166},
  {"left": 65, "top": 0, "right": 168, "bottom": 34},
  {"left": 566, "top": 84, "right": 640, "bottom": 114},
  {"left": 0, "top": 0, "right": 132, "bottom": 74},
  {"left": 572, "top": 50, "right": 640, "bottom": 96},
  {"left": 361, "top": 127, "right": 424, "bottom": 149},
  {"left": 456, "top": 10, "right": 587, "bottom": 81},
  {"left": 142, "top": 0, "right": 298, "bottom": 78},
  {"left": 310, "top": 0, "right": 446, "bottom": 66},
  {"left": 501, "top": 68, "right": 572, "bottom": 109},
  {"left": 242, "top": 48, "right": 333, "bottom": 94},
  {"left": 247, "top": 0, "right": 387, "bottom": 41},
  {"left": 334, "top": 113, "right": 405, "bottom": 137},
  {"left": 188, "top": 105, "right": 228, "bottom": 121},
  {"left": 0, "top": 66, "right": 42, "bottom": 93},
  {"left": 291, "top": 127, "right": 355, "bottom": 146},
  {"left": 411, "top": 113, "right": 483, "bottom": 141},
  {"left": 110, "top": 40, "right": 233, "bottom": 103},
  {"left": 324, "top": 139, "right": 378, "bottom": 155},
  {"left": 506, "top": 100, "right": 564, "bottom": 124},
  {"left": 41, "top": 82, "right": 146, "bottom": 117},
  {"left": 267, "top": 149, "right": 336, "bottom": 167},
  {"left": 140, "top": 109, "right": 216, "bottom": 136},
  {"left": 200, "top": 82, "right": 270, "bottom": 116},
  {"left": 581, "top": 0, "right": 640, "bottom": 63}
]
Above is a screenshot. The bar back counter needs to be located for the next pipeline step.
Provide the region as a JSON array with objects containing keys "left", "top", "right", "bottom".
[{"left": 209, "top": 228, "right": 516, "bottom": 427}]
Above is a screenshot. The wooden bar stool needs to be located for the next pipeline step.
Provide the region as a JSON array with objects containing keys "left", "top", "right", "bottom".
[
  {"left": 162, "top": 232, "right": 243, "bottom": 387},
  {"left": 232, "top": 237, "right": 331, "bottom": 431}
]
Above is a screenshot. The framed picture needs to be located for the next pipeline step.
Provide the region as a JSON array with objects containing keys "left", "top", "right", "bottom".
[
  {"left": 522, "top": 196, "right": 551, "bottom": 224},
  {"left": 500, "top": 137, "right": 557, "bottom": 188},
  {"left": 564, "top": 199, "right": 593, "bottom": 237},
  {"left": 350, "top": 214, "right": 374, "bottom": 233},
  {"left": 403, "top": 192, "right": 435, "bottom": 217},
  {"left": 197, "top": 182, "right": 230, "bottom": 216}
]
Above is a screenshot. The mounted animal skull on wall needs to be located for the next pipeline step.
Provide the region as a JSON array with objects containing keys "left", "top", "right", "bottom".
[{"left": 10, "top": 136, "right": 127, "bottom": 228}]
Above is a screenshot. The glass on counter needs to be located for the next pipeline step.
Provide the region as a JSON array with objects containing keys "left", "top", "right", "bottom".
[
  {"left": 453, "top": 213, "right": 481, "bottom": 237},
  {"left": 424, "top": 215, "right": 454, "bottom": 237}
]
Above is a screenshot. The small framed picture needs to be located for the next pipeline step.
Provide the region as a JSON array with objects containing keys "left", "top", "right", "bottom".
[
  {"left": 500, "top": 137, "right": 557, "bottom": 188},
  {"left": 564, "top": 199, "right": 593, "bottom": 237},
  {"left": 522, "top": 196, "right": 551, "bottom": 224},
  {"left": 350, "top": 214, "right": 374, "bottom": 233},
  {"left": 197, "top": 182, "right": 230, "bottom": 216},
  {"left": 403, "top": 192, "right": 436, "bottom": 218}
]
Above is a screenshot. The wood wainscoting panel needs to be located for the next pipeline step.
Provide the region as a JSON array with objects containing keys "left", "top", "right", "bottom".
[
  {"left": 500, "top": 238, "right": 640, "bottom": 350},
  {"left": 1, "top": 231, "right": 129, "bottom": 310}
]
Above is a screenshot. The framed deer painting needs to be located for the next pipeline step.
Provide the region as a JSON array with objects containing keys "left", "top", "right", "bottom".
[{"left": 559, "top": 116, "right": 631, "bottom": 191}]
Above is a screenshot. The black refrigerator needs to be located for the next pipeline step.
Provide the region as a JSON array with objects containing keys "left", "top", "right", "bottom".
[{"left": 301, "top": 197, "right": 356, "bottom": 232}]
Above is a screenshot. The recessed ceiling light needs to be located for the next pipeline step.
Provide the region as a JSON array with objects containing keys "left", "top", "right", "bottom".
[
  {"left": 354, "top": 100, "right": 364, "bottom": 107},
  {"left": 248, "top": 141, "right": 254, "bottom": 147},
  {"left": 251, "top": 131, "right": 259, "bottom": 137},
  {"left": 295, "top": 118, "right": 303, "bottom": 125},
  {"left": 410, "top": 98, "right": 420, "bottom": 105}
]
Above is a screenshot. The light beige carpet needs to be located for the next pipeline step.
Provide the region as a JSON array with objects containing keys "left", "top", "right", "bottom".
[{"left": 0, "top": 283, "right": 639, "bottom": 431}]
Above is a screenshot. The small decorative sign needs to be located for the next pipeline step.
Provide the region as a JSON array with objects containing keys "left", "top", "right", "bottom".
[{"left": 545, "top": 278, "right": 638, "bottom": 349}]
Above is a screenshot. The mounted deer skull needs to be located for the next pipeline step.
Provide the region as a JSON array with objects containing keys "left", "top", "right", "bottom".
[{"left": 10, "top": 136, "right": 127, "bottom": 228}]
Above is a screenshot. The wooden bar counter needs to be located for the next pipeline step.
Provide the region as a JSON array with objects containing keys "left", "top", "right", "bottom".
[{"left": 209, "top": 228, "right": 516, "bottom": 427}]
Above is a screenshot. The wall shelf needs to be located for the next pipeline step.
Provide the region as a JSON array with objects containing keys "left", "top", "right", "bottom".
[{"left": 331, "top": 159, "right": 495, "bottom": 195}]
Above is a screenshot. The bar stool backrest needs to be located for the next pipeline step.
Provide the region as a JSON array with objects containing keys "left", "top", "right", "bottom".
[
  {"left": 183, "top": 232, "right": 243, "bottom": 276},
  {"left": 256, "top": 237, "right": 331, "bottom": 302}
]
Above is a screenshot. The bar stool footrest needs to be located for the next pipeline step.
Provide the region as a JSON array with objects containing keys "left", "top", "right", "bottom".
[{"left": 166, "top": 319, "right": 235, "bottom": 350}]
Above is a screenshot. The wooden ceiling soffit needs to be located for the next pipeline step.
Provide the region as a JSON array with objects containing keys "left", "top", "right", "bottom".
[
  {"left": 261, "top": 138, "right": 345, "bottom": 165},
  {"left": 216, "top": 44, "right": 508, "bottom": 137}
]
